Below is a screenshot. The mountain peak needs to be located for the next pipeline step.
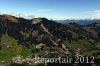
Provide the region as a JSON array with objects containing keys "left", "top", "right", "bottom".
[
  {"left": 0, "top": 14, "right": 18, "bottom": 23},
  {"left": 32, "top": 18, "right": 42, "bottom": 24},
  {"left": 32, "top": 18, "right": 48, "bottom": 24}
]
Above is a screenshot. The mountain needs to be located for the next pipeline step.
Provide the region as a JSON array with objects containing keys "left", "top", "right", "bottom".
[
  {"left": 56, "top": 19, "right": 100, "bottom": 25},
  {"left": 0, "top": 14, "right": 100, "bottom": 66}
]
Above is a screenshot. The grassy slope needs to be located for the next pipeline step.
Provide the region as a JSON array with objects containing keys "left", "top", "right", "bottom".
[
  {"left": 0, "top": 34, "right": 31, "bottom": 65},
  {"left": 64, "top": 39, "right": 100, "bottom": 60},
  {"left": 0, "top": 34, "right": 100, "bottom": 65},
  {"left": 64, "top": 39, "right": 94, "bottom": 49}
]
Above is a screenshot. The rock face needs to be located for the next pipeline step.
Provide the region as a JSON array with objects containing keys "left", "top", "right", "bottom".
[
  {"left": 36, "top": 43, "right": 46, "bottom": 49},
  {"left": 12, "top": 55, "right": 23, "bottom": 64},
  {"left": 32, "top": 18, "right": 42, "bottom": 24}
]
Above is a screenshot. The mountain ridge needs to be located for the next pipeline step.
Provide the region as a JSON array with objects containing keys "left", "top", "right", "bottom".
[
  {"left": 0, "top": 14, "right": 100, "bottom": 65},
  {"left": 0, "top": 14, "right": 100, "bottom": 47}
]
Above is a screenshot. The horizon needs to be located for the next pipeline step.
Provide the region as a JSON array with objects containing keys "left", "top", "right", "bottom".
[
  {"left": 0, "top": 0, "right": 100, "bottom": 20},
  {"left": 1, "top": 13, "right": 100, "bottom": 20}
]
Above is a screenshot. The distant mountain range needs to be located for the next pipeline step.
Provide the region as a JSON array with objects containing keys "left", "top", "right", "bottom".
[{"left": 55, "top": 19, "right": 100, "bottom": 25}]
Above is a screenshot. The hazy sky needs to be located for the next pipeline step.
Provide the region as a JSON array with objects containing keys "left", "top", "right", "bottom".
[{"left": 0, "top": 0, "right": 100, "bottom": 19}]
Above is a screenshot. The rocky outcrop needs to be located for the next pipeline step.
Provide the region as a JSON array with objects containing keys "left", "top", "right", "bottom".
[{"left": 32, "top": 18, "right": 42, "bottom": 24}]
